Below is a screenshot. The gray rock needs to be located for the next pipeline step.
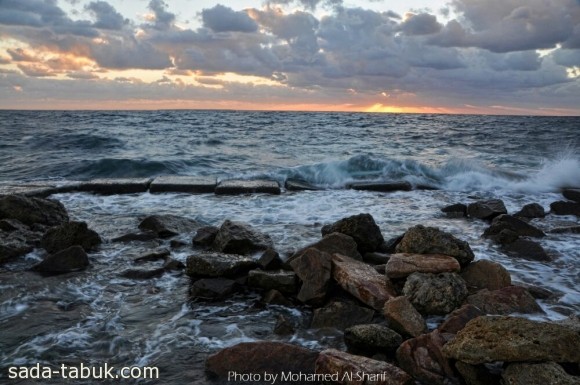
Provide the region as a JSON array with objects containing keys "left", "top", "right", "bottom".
[
  {"left": 502, "top": 239, "right": 551, "bottom": 261},
  {"left": 139, "top": 214, "right": 201, "bottom": 238},
  {"left": 261, "top": 289, "right": 293, "bottom": 306},
  {"left": 41, "top": 221, "right": 101, "bottom": 254},
  {"left": 0, "top": 194, "right": 68, "bottom": 227},
  {"left": 321, "top": 213, "right": 384, "bottom": 253},
  {"left": 258, "top": 248, "right": 282, "bottom": 270},
  {"left": 483, "top": 214, "right": 545, "bottom": 241},
  {"left": 514, "top": 203, "right": 546, "bottom": 219},
  {"left": 403, "top": 272, "right": 468, "bottom": 315},
  {"left": 311, "top": 301, "right": 374, "bottom": 330},
  {"left": 31, "top": 245, "right": 89, "bottom": 274},
  {"left": 120, "top": 268, "right": 166, "bottom": 279},
  {"left": 363, "top": 252, "right": 390, "bottom": 265},
  {"left": 455, "top": 362, "right": 501, "bottom": 385},
  {"left": 290, "top": 248, "right": 332, "bottom": 306},
  {"left": 383, "top": 296, "right": 427, "bottom": 337},
  {"left": 247, "top": 269, "right": 297, "bottom": 294},
  {"left": 111, "top": 231, "right": 158, "bottom": 242},
  {"left": 192, "top": 226, "right": 219, "bottom": 246},
  {"left": 284, "top": 178, "right": 320, "bottom": 191},
  {"left": 273, "top": 315, "right": 295, "bottom": 335},
  {"left": 460, "top": 260, "right": 511, "bottom": 294},
  {"left": 212, "top": 220, "right": 273, "bottom": 255},
  {"left": 77, "top": 178, "right": 152, "bottom": 195},
  {"left": 563, "top": 188, "right": 580, "bottom": 203},
  {"left": 502, "top": 362, "right": 580, "bottom": 385},
  {"left": 442, "top": 203, "right": 468, "bottom": 218},
  {"left": 344, "top": 324, "right": 403, "bottom": 355},
  {"left": 346, "top": 181, "right": 412, "bottom": 192},
  {"left": 186, "top": 252, "right": 257, "bottom": 278},
  {"left": 149, "top": 175, "right": 216, "bottom": 194},
  {"left": 289, "top": 232, "right": 362, "bottom": 263},
  {"left": 467, "top": 199, "right": 508, "bottom": 220},
  {"left": 190, "top": 278, "right": 238, "bottom": 300},
  {"left": 214, "top": 179, "right": 281, "bottom": 195},
  {"left": 0, "top": 230, "right": 34, "bottom": 264},
  {"left": 550, "top": 201, "right": 580, "bottom": 216}
]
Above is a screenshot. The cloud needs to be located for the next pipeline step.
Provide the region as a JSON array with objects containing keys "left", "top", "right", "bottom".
[
  {"left": 147, "top": 0, "right": 176, "bottom": 31},
  {"left": 201, "top": 5, "right": 258, "bottom": 33},
  {"left": 399, "top": 13, "right": 442, "bottom": 35},
  {"left": 86, "top": 1, "right": 127, "bottom": 30},
  {"left": 89, "top": 37, "right": 172, "bottom": 70},
  {"left": 7, "top": 48, "right": 38, "bottom": 62},
  {"left": 266, "top": 0, "right": 343, "bottom": 11},
  {"left": 17, "top": 63, "right": 55, "bottom": 77}
]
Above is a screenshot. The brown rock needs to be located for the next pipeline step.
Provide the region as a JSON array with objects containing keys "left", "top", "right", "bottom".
[
  {"left": 321, "top": 213, "right": 384, "bottom": 253},
  {"left": 386, "top": 253, "right": 460, "bottom": 279},
  {"left": 438, "top": 304, "right": 484, "bottom": 335},
  {"left": 344, "top": 324, "right": 403, "bottom": 356},
  {"left": 261, "top": 289, "right": 294, "bottom": 306},
  {"left": 502, "top": 362, "right": 580, "bottom": 385},
  {"left": 289, "top": 232, "right": 362, "bottom": 263},
  {"left": 290, "top": 248, "right": 332, "bottom": 306},
  {"left": 274, "top": 315, "right": 295, "bottom": 335},
  {"left": 460, "top": 260, "right": 511, "bottom": 294},
  {"left": 402, "top": 272, "right": 468, "bottom": 315},
  {"left": 383, "top": 296, "right": 427, "bottom": 338},
  {"left": 311, "top": 301, "right": 374, "bottom": 330},
  {"left": 454, "top": 362, "right": 501, "bottom": 385},
  {"left": 465, "top": 286, "right": 543, "bottom": 315}
]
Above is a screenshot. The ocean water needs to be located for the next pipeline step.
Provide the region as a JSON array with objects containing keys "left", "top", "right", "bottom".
[{"left": 0, "top": 110, "right": 579, "bottom": 384}]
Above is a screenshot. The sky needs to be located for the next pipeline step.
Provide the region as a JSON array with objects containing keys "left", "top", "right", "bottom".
[{"left": 0, "top": 0, "right": 579, "bottom": 115}]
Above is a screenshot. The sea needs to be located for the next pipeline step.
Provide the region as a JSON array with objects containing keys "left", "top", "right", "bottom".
[{"left": 0, "top": 110, "right": 579, "bottom": 384}]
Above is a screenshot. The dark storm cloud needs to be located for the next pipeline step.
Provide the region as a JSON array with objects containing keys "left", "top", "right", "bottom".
[
  {"left": 86, "top": 1, "right": 127, "bottom": 30},
  {"left": 201, "top": 4, "right": 258, "bottom": 33}
]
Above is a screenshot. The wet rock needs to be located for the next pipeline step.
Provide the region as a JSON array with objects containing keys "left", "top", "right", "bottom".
[
  {"left": 139, "top": 214, "right": 200, "bottom": 238},
  {"left": 550, "top": 201, "right": 580, "bottom": 216},
  {"left": 289, "top": 232, "right": 362, "bottom": 263},
  {"left": 134, "top": 250, "right": 170, "bottom": 263},
  {"left": 120, "top": 268, "right": 166, "bottom": 279},
  {"left": 514, "top": 281, "right": 556, "bottom": 299},
  {"left": 465, "top": 286, "right": 544, "bottom": 315},
  {"left": 274, "top": 315, "right": 295, "bottom": 335},
  {"left": 258, "top": 248, "right": 282, "bottom": 270},
  {"left": 192, "top": 226, "right": 218, "bottom": 247},
  {"left": 374, "top": 264, "right": 386, "bottom": 274},
  {"left": 442, "top": 316, "right": 580, "bottom": 365},
  {"left": 0, "top": 230, "right": 34, "bottom": 263},
  {"left": 111, "top": 231, "right": 158, "bottom": 243},
  {"left": 346, "top": 181, "right": 412, "bottom": 192},
  {"left": 442, "top": 203, "right": 468, "bottom": 218},
  {"left": 363, "top": 252, "right": 390, "bottom": 265},
  {"left": 514, "top": 203, "right": 546, "bottom": 219},
  {"left": 261, "top": 289, "right": 294, "bottom": 306},
  {"left": 170, "top": 239, "right": 187, "bottom": 248},
  {"left": 378, "top": 234, "right": 404, "bottom": 254},
  {"left": 395, "top": 225, "right": 475, "bottom": 267},
  {"left": 163, "top": 258, "right": 185, "bottom": 271},
  {"left": 483, "top": 214, "right": 545, "bottom": 240},
  {"left": 386, "top": 253, "right": 460, "bottom": 279},
  {"left": 0, "top": 194, "right": 68, "bottom": 227},
  {"left": 563, "top": 188, "right": 580, "bottom": 203},
  {"left": 284, "top": 178, "right": 320, "bottom": 191},
  {"left": 396, "top": 330, "right": 460, "bottom": 385},
  {"left": 402, "top": 272, "right": 468, "bottom": 315},
  {"left": 316, "top": 349, "right": 413, "bottom": 385},
  {"left": 344, "top": 324, "right": 403, "bottom": 356},
  {"left": 467, "top": 199, "right": 507, "bottom": 220},
  {"left": 149, "top": 175, "right": 216, "bottom": 194},
  {"left": 549, "top": 225, "right": 580, "bottom": 234},
  {"left": 247, "top": 269, "right": 297, "bottom": 294},
  {"left": 311, "top": 301, "right": 374, "bottom": 330},
  {"left": 490, "top": 229, "right": 520, "bottom": 245},
  {"left": 205, "top": 342, "right": 318, "bottom": 381},
  {"left": 502, "top": 362, "right": 580, "bottom": 385},
  {"left": 185, "top": 252, "right": 257, "bottom": 278},
  {"left": 31, "top": 245, "right": 89, "bottom": 274},
  {"left": 321, "top": 213, "right": 384, "bottom": 253},
  {"left": 290, "top": 248, "right": 332, "bottom": 306},
  {"left": 333, "top": 254, "right": 397, "bottom": 310},
  {"left": 77, "top": 178, "right": 152, "bottom": 195},
  {"left": 460, "top": 260, "right": 511, "bottom": 294},
  {"left": 190, "top": 278, "right": 238, "bottom": 300},
  {"left": 502, "top": 239, "right": 551, "bottom": 261},
  {"left": 212, "top": 220, "right": 273, "bottom": 255},
  {"left": 454, "top": 362, "right": 501, "bottom": 385},
  {"left": 214, "top": 179, "right": 281, "bottom": 195},
  {"left": 41, "top": 221, "right": 101, "bottom": 254},
  {"left": 438, "top": 304, "right": 484, "bottom": 335},
  {"left": 383, "top": 296, "right": 427, "bottom": 337}
]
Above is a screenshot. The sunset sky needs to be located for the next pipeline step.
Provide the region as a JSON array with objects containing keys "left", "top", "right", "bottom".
[{"left": 0, "top": 0, "right": 579, "bottom": 114}]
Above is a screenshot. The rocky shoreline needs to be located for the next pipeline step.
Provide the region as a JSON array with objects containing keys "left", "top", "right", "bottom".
[{"left": 1, "top": 187, "right": 579, "bottom": 385}]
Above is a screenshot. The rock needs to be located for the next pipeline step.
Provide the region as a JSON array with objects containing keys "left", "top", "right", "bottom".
[
  {"left": 247, "top": 269, "right": 297, "bottom": 294},
  {"left": 190, "top": 278, "right": 238, "bottom": 300},
  {"left": 379, "top": 234, "right": 404, "bottom": 253},
  {"left": 139, "top": 214, "right": 200, "bottom": 238},
  {"left": 502, "top": 239, "right": 551, "bottom": 261},
  {"left": 549, "top": 226, "right": 580, "bottom": 234},
  {"left": 163, "top": 258, "right": 184, "bottom": 271},
  {"left": 346, "top": 181, "right": 413, "bottom": 192},
  {"left": 454, "top": 361, "right": 501, "bottom": 385},
  {"left": 284, "top": 178, "right": 320, "bottom": 191},
  {"left": 386, "top": 253, "right": 460, "bottom": 279},
  {"left": 563, "top": 188, "right": 580, "bottom": 203},
  {"left": 514, "top": 203, "right": 546, "bottom": 219},
  {"left": 0, "top": 194, "right": 68, "bottom": 227},
  {"left": 261, "top": 289, "right": 293, "bottom": 306},
  {"left": 311, "top": 301, "right": 374, "bottom": 330},
  {"left": 344, "top": 324, "right": 403, "bottom": 356},
  {"left": 502, "top": 362, "right": 580, "bottom": 385},
  {"left": 403, "top": 272, "right": 468, "bottom": 315},
  {"left": 111, "top": 231, "right": 158, "bottom": 242},
  {"left": 41, "top": 221, "right": 101, "bottom": 254},
  {"left": 467, "top": 199, "right": 507, "bottom": 220},
  {"left": 383, "top": 296, "right": 427, "bottom": 337},
  {"left": 442, "top": 316, "right": 580, "bottom": 364},
  {"left": 460, "top": 260, "right": 511, "bottom": 294},
  {"left": 185, "top": 252, "right": 257, "bottom": 278},
  {"left": 77, "top": 178, "right": 152, "bottom": 195},
  {"left": 333, "top": 254, "right": 397, "bottom": 310},
  {"left": 120, "top": 268, "right": 166, "bottom": 279},
  {"left": 289, "top": 232, "right": 362, "bottom": 263},
  {"left": 364, "top": 252, "right": 390, "bottom": 265},
  {"left": 465, "top": 286, "right": 544, "bottom": 315},
  {"left": 514, "top": 281, "right": 556, "bottom": 299},
  {"left": 550, "top": 201, "right": 580, "bottom": 216},
  {"left": 289, "top": 248, "right": 332, "bottom": 306},
  {"left": 490, "top": 229, "right": 520, "bottom": 245},
  {"left": 214, "top": 179, "right": 281, "bottom": 195},
  {"left": 212, "top": 220, "right": 273, "bottom": 255},
  {"left": 395, "top": 225, "right": 475, "bottom": 267},
  {"left": 134, "top": 249, "right": 170, "bottom": 263},
  {"left": 0, "top": 230, "right": 34, "bottom": 263},
  {"left": 258, "top": 248, "right": 282, "bottom": 270},
  {"left": 397, "top": 330, "right": 460, "bottom": 385},
  {"left": 442, "top": 203, "right": 468, "bottom": 218},
  {"left": 438, "top": 305, "right": 484, "bottom": 335},
  {"left": 483, "top": 214, "right": 545, "bottom": 240},
  {"left": 31, "top": 245, "right": 89, "bottom": 274},
  {"left": 205, "top": 342, "right": 318, "bottom": 381},
  {"left": 321, "top": 213, "right": 384, "bottom": 253},
  {"left": 192, "top": 226, "right": 218, "bottom": 246},
  {"left": 316, "top": 349, "right": 413, "bottom": 385},
  {"left": 149, "top": 175, "right": 217, "bottom": 194},
  {"left": 274, "top": 315, "right": 295, "bottom": 335}
]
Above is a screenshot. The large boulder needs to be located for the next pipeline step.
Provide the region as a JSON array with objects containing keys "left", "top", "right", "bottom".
[
  {"left": 289, "top": 232, "right": 362, "bottom": 263},
  {"left": 483, "top": 214, "right": 545, "bottom": 240},
  {"left": 502, "top": 239, "right": 551, "bottom": 261},
  {"left": 247, "top": 269, "right": 297, "bottom": 294},
  {"left": 212, "top": 220, "right": 273, "bottom": 255},
  {"left": 190, "top": 278, "right": 239, "bottom": 300},
  {"left": 332, "top": 254, "right": 397, "bottom": 310},
  {"left": 441, "top": 203, "right": 468, "bottom": 218},
  {"left": 395, "top": 225, "right": 474, "bottom": 267},
  {"left": 315, "top": 349, "right": 414, "bottom": 385},
  {"left": 442, "top": 316, "right": 580, "bottom": 365},
  {"left": 138, "top": 214, "right": 200, "bottom": 238},
  {"left": 460, "top": 259, "right": 511, "bottom": 294},
  {"left": 563, "top": 188, "right": 580, "bottom": 203},
  {"left": 514, "top": 203, "right": 546, "bottom": 219},
  {"left": 465, "top": 286, "right": 544, "bottom": 315},
  {"left": 550, "top": 201, "right": 580, "bottom": 216},
  {"left": 344, "top": 324, "right": 403, "bottom": 356},
  {"left": 386, "top": 253, "right": 460, "bottom": 279},
  {"left": 321, "top": 213, "right": 384, "bottom": 253},
  {"left": 31, "top": 245, "right": 89, "bottom": 274},
  {"left": 0, "top": 220, "right": 42, "bottom": 263},
  {"left": 311, "top": 301, "right": 374, "bottom": 330},
  {"left": 185, "top": 252, "right": 257, "bottom": 278},
  {"left": 383, "top": 296, "right": 427, "bottom": 338},
  {"left": 191, "top": 226, "right": 218, "bottom": 247},
  {"left": 402, "top": 272, "right": 468, "bottom": 315},
  {"left": 0, "top": 194, "right": 68, "bottom": 227},
  {"left": 502, "top": 362, "right": 580, "bottom": 385},
  {"left": 41, "top": 221, "right": 101, "bottom": 254},
  {"left": 289, "top": 248, "right": 332, "bottom": 306},
  {"left": 467, "top": 199, "right": 507, "bottom": 220}
]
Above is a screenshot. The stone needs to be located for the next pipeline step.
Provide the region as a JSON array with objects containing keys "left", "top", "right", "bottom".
[
  {"left": 332, "top": 254, "right": 397, "bottom": 310},
  {"left": 247, "top": 269, "right": 297, "bottom": 294},
  {"left": 549, "top": 226, "right": 580, "bottom": 234},
  {"left": 41, "top": 221, "right": 101, "bottom": 254},
  {"left": 120, "top": 268, "right": 166, "bottom": 279},
  {"left": 454, "top": 362, "right": 501, "bottom": 385},
  {"left": 386, "top": 253, "right": 460, "bottom": 279},
  {"left": 289, "top": 248, "right": 332, "bottom": 306},
  {"left": 563, "top": 188, "right": 580, "bottom": 203},
  {"left": 138, "top": 214, "right": 200, "bottom": 238},
  {"left": 346, "top": 181, "right": 413, "bottom": 192},
  {"left": 192, "top": 226, "right": 219, "bottom": 246},
  {"left": 442, "top": 203, "right": 468, "bottom": 218},
  {"left": 0, "top": 230, "right": 34, "bottom": 263},
  {"left": 212, "top": 220, "right": 273, "bottom": 255},
  {"left": 502, "top": 362, "right": 580, "bottom": 385},
  {"left": 321, "top": 213, "right": 384, "bottom": 253},
  {"left": 363, "top": 252, "right": 390, "bottom": 265},
  {"left": 311, "top": 301, "right": 374, "bottom": 330},
  {"left": 134, "top": 249, "right": 170, "bottom": 263},
  {"left": 205, "top": 342, "right": 318, "bottom": 381},
  {"left": 190, "top": 278, "right": 238, "bottom": 300},
  {"left": 274, "top": 315, "right": 295, "bottom": 335},
  {"left": 289, "top": 232, "right": 362, "bottom": 263},
  {"left": 514, "top": 281, "right": 556, "bottom": 299},
  {"left": 460, "top": 260, "right": 511, "bottom": 294},
  {"left": 378, "top": 235, "right": 404, "bottom": 253},
  {"left": 403, "top": 272, "right": 468, "bottom": 315},
  {"left": 316, "top": 349, "right": 413, "bottom": 385},
  {"left": 502, "top": 239, "right": 551, "bottom": 261},
  {"left": 149, "top": 175, "right": 216, "bottom": 194},
  {"left": 514, "top": 203, "right": 546, "bottom": 219},
  {"left": 396, "top": 330, "right": 461, "bottom": 385},
  {"left": 395, "top": 225, "right": 474, "bottom": 267},
  {"left": 383, "top": 296, "right": 427, "bottom": 338},
  {"left": 344, "top": 324, "right": 403, "bottom": 356},
  {"left": 550, "top": 201, "right": 580, "bottom": 216},
  {"left": 111, "top": 231, "right": 158, "bottom": 242},
  {"left": 0, "top": 194, "right": 68, "bottom": 227},
  {"left": 467, "top": 199, "right": 508, "bottom": 220},
  {"left": 31, "top": 245, "right": 89, "bottom": 274},
  {"left": 284, "top": 178, "right": 320, "bottom": 191},
  {"left": 185, "top": 252, "right": 257, "bottom": 278},
  {"left": 261, "top": 289, "right": 294, "bottom": 306},
  {"left": 438, "top": 305, "right": 485, "bottom": 335},
  {"left": 465, "top": 286, "right": 544, "bottom": 315},
  {"left": 483, "top": 214, "right": 545, "bottom": 239},
  {"left": 77, "top": 178, "right": 152, "bottom": 195},
  {"left": 442, "top": 316, "right": 580, "bottom": 365},
  {"left": 258, "top": 248, "right": 282, "bottom": 270},
  {"left": 214, "top": 179, "right": 281, "bottom": 195}
]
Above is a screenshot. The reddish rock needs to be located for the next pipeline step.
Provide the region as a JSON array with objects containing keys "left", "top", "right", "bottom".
[
  {"left": 460, "top": 260, "right": 511, "bottom": 294},
  {"left": 386, "top": 253, "right": 460, "bottom": 279},
  {"left": 290, "top": 248, "right": 332, "bottom": 306},
  {"left": 438, "top": 305, "right": 484, "bottom": 335},
  {"left": 465, "top": 286, "right": 543, "bottom": 315},
  {"left": 383, "top": 296, "right": 427, "bottom": 338},
  {"left": 333, "top": 254, "right": 397, "bottom": 310}
]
